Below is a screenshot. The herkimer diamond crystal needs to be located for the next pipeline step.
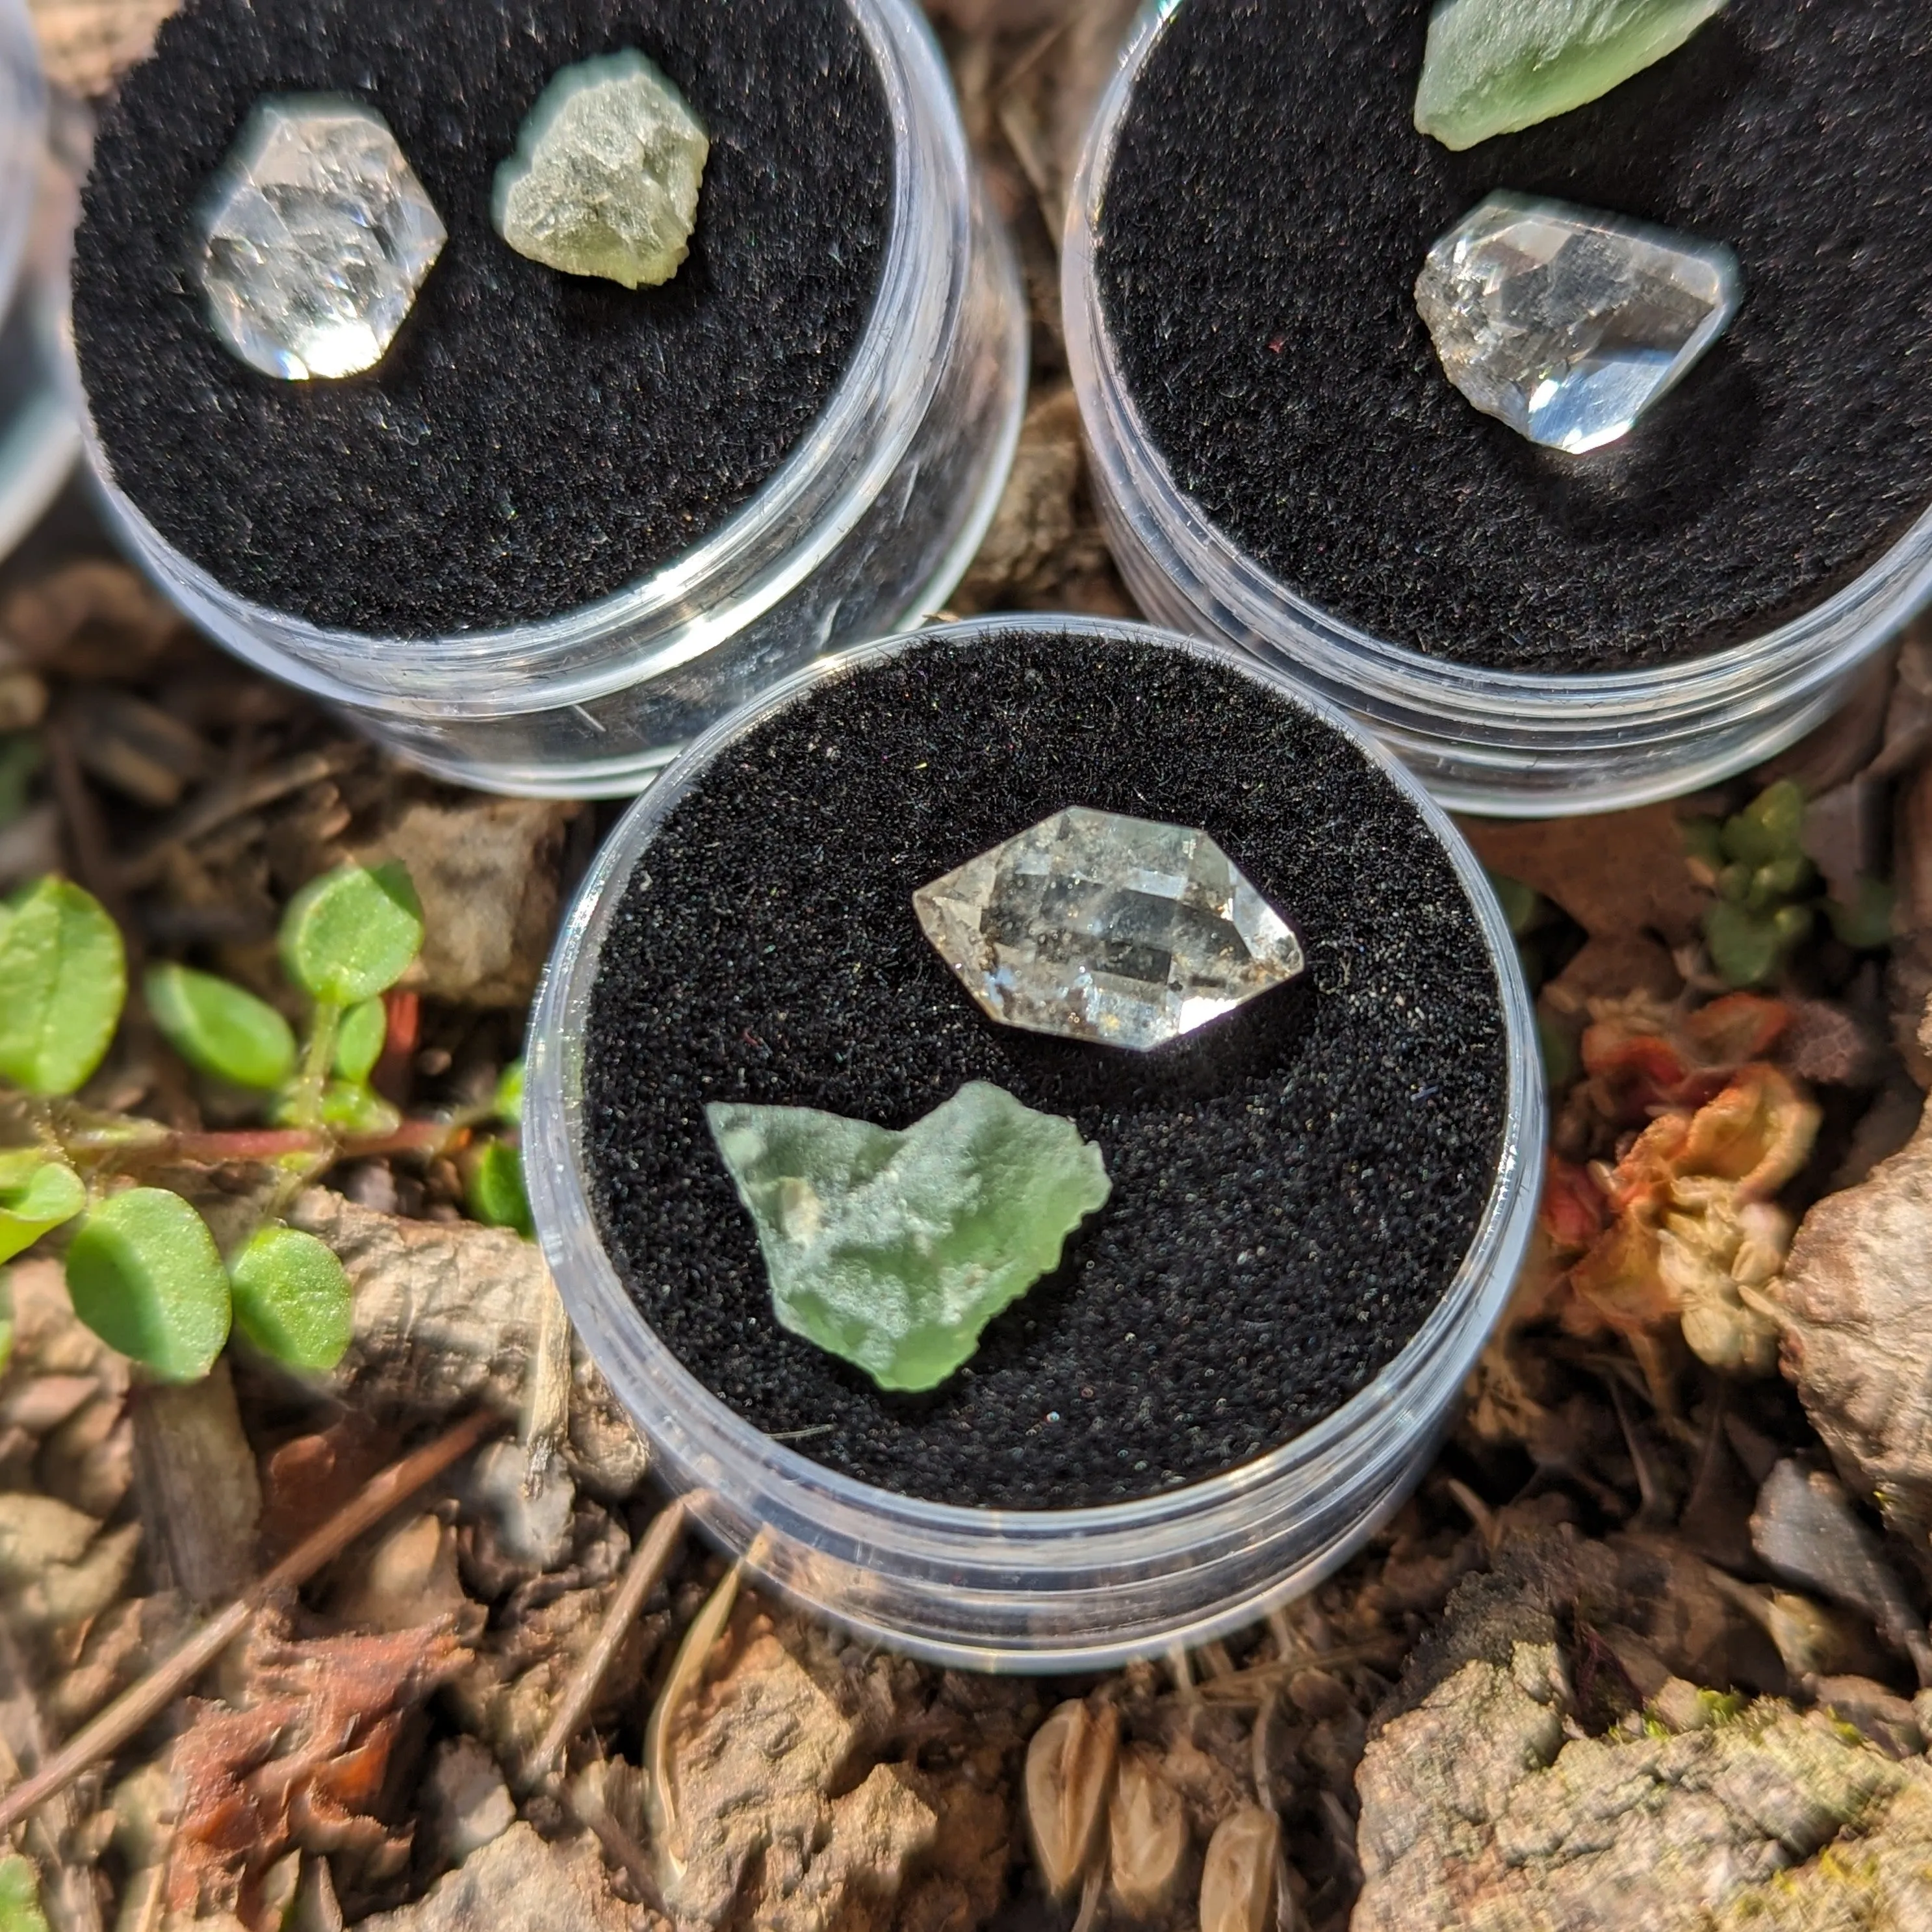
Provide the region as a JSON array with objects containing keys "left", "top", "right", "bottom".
[
  {"left": 1415, "top": 192, "right": 1740, "bottom": 454},
  {"left": 914, "top": 808, "right": 1305, "bottom": 1051},
  {"left": 198, "top": 96, "right": 447, "bottom": 381}
]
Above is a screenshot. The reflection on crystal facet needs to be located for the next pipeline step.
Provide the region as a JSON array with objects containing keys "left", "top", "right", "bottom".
[
  {"left": 1414, "top": 192, "right": 1740, "bottom": 455},
  {"left": 199, "top": 96, "right": 447, "bottom": 381},
  {"left": 913, "top": 808, "right": 1306, "bottom": 1051}
]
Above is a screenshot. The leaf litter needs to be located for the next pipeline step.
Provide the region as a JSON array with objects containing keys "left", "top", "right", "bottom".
[{"left": 5, "top": 5, "right": 1932, "bottom": 1929}]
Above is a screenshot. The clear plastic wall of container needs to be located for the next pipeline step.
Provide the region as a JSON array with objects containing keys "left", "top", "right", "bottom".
[
  {"left": 0, "top": 0, "right": 47, "bottom": 322},
  {"left": 524, "top": 615, "right": 1547, "bottom": 1671},
  {"left": 1063, "top": 6, "right": 1932, "bottom": 819},
  {"left": 79, "top": 0, "right": 1027, "bottom": 799}
]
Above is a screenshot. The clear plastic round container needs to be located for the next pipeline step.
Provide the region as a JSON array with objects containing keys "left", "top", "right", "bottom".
[
  {"left": 1063, "top": 6, "right": 1932, "bottom": 820},
  {"left": 0, "top": 0, "right": 45, "bottom": 324},
  {"left": 524, "top": 613, "right": 1546, "bottom": 1671},
  {"left": 75, "top": 0, "right": 1026, "bottom": 799}
]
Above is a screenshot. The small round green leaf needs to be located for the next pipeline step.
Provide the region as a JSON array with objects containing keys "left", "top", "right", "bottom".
[
  {"left": 493, "top": 1057, "right": 525, "bottom": 1125},
  {"left": 145, "top": 962, "right": 298, "bottom": 1091},
  {"left": 466, "top": 1139, "right": 534, "bottom": 1237},
  {"left": 65, "top": 1189, "right": 230, "bottom": 1383},
  {"left": 0, "top": 1153, "right": 86, "bottom": 1265},
  {"left": 0, "top": 1851, "right": 53, "bottom": 1932},
  {"left": 279, "top": 863, "right": 424, "bottom": 1005},
  {"left": 1827, "top": 877, "right": 1896, "bottom": 951},
  {"left": 229, "top": 1225, "right": 353, "bottom": 1372},
  {"left": 333, "top": 998, "right": 388, "bottom": 1084},
  {"left": 0, "top": 877, "right": 127, "bottom": 1096}
]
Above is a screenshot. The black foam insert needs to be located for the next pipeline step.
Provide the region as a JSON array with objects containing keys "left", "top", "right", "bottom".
[
  {"left": 582, "top": 629, "right": 1510, "bottom": 1510},
  {"left": 73, "top": 0, "right": 890, "bottom": 638},
  {"left": 1096, "top": 0, "right": 1932, "bottom": 675}
]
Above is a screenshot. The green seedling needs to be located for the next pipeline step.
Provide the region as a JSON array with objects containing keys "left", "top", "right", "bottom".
[
  {"left": 0, "top": 862, "right": 450, "bottom": 1385},
  {"left": 1688, "top": 781, "right": 1894, "bottom": 988}
]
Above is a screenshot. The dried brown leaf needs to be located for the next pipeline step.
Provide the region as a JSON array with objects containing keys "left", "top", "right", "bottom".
[
  {"left": 1107, "top": 1745, "right": 1187, "bottom": 1918},
  {"left": 1198, "top": 1805, "right": 1278, "bottom": 1932},
  {"left": 1024, "top": 1697, "right": 1118, "bottom": 1898}
]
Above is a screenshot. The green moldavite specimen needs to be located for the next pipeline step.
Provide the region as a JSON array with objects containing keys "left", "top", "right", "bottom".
[
  {"left": 1414, "top": 0, "right": 1727, "bottom": 151},
  {"left": 706, "top": 1083, "right": 1111, "bottom": 1393},
  {"left": 493, "top": 51, "right": 708, "bottom": 289}
]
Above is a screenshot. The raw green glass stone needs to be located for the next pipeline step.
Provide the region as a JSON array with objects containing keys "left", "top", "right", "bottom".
[
  {"left": 706, "top": 1083, "right": 1111, "bottom": 1393},
  {"left": 1414, "top": 0, "right": 1727, "bottom": 151},
  {"left": 493, "top": 51, "right": 708, "bottom": 289}
]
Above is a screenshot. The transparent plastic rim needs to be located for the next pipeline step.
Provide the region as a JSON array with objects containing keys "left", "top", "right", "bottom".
[
  {"left": 525, "top": 614, "right": 1546, "bottom": 1669},
  {"left": 1062, "top": 4, "right": 1932, "bottom": 745},
  {"left": 0, "top": 0, "right": 45, "bottom": 324},
  {"left": 75, "top": 0, "right": 974, "bottom": 718}
]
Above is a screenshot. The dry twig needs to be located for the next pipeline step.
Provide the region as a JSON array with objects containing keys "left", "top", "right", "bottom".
[{"left": 0, "top": 1409, "right": 502, "bottom": 1836}]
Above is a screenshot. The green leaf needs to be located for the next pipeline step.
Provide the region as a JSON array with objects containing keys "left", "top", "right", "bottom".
[
  {"left": 708, "top": 1083, "right": 1111, "bottom": 1392},
  {"left": 1705, "top": 900, "right": 1809, "bottom": 990},
  {"left": 333, "top": 998, "right": 388, "bottom": 1084},
  {"left": 145, "top": 962, "right": 298, "bottom": 1091},
  {"left": 0, "top": 1852, "right": 53, "bottom": 1932},
  {"left": 64, "top": 1188, "right": 230, "bottom": 1383},
  {"left": 279, "top": 863, "right": 423, "bottom": 1005},
  {"left": 0, "top": 877, "right": 127, "bottom": 1096},
  {"left": 466, "top": 1140, "right": 534, "bottom": 1237},
  {"left": 1827, "top": 877, "right": 1896, "bottom": 951},
  {"left": 229, "top": 1225, "right": 353, "bottom": 1372},
  {"left": 0, "top": 1151, "right": 86, "bottom": 1265},
  {"left": 493, "top": 1058, "right": 526, "bottom": 1125},
  {"left": 1720, "top": 780, "right": 1807, "bottom": 868}
]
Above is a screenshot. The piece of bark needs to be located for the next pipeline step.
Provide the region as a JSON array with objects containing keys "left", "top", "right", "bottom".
[
  {"left": 346, "top": 797, "right": 579, "bottom": 1008},
  {"left": 1749, "top": 1460, "right": 1931, "bottom": 1681},
  {"left": 355, "top": 1822, "right": 653, "bottom": 1932},
  {"left": 289, "top": 1189, "right": 647, "bottom": 1499},
  {"left": 129, "top": 1359, "right": 262, "bottom": 1606},
  {"left": 1766, "top": 1088, "right": 1932, "bottom": 1539},
  {"left": 1458, "top": 805, "right": 1708, "bottom": 946},
  {"left": 27, "top": 0, "right": 177, "bottom": 92},
  {"left": 1354, "top": 1562, "right": 1932, "bottom": 1931}
]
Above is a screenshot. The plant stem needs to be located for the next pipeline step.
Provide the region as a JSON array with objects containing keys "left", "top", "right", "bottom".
[{"left": 290, "top": 1000, "right": 344, "bottom": 1132}]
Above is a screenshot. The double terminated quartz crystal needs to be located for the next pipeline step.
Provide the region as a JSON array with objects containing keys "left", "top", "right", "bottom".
[
  {"left": 1415, "top": 192, "right": 1740, "bottom": 455},
  {"left": 200, "top": 97, "right": 446, "bottom": 381},
  {"left": 915, "top": 808, "right": 1305, "bottom": 1051}
]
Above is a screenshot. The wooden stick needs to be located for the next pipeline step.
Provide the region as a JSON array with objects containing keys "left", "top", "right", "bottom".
[
  {"left": 0, "top": 1409, "right": 501, "bottom": 1836},
  {"left": 528, "top": 1501, "right": 687, "bottom": 1782}
]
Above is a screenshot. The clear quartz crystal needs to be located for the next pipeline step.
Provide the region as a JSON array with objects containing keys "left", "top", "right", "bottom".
[
  {"left": 1414, "top": 192, "right": 1740, "bottom": 454},
  {"left": 913, "top": 808, "right": 1306, "bottom": 1051},
  {"left": 198, "top": 96, "right": 447, "bottom": 382}
]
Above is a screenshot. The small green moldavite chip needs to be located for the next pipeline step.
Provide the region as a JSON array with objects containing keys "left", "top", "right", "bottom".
[
  {"left": 706, "top": 1083, "right": 1111, "bottom": 1393},
  {"left": 1414, "top": 0, "right": 1727, "bottom": 151},
  {"left": 493, "top": 51, "right": 708, "bottom": 289}
]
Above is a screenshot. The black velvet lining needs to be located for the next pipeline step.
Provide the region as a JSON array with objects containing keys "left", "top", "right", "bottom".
[
  {"left": 582, "top": 628, "right": 1510, "bottom": 1508},
  {"left": 1096, "top": 0, "right": 1932, "bottom": 674},
  {"left": 74, "top": 0, "right": 890, "bottom": 636}
]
